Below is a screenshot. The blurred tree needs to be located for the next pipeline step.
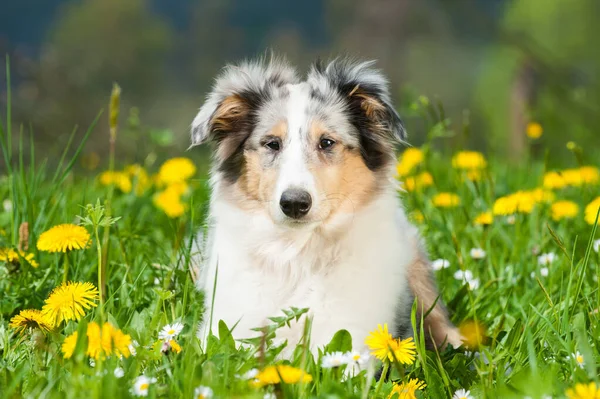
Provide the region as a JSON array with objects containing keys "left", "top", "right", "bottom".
[
  {"left": 474, "top": 0, "right": 600, "bottom": 162},
  {"left": 9, "top": 0, "right": 173, "bottom": 162}
]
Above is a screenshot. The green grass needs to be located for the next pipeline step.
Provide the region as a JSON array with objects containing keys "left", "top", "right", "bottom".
[{"left": 1, "top": 70, "right": 600, "bottom": 399}]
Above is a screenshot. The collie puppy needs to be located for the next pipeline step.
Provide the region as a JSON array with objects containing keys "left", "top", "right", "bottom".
[{"left": 191, "top": 57, "right": 461, "bottom": 354}]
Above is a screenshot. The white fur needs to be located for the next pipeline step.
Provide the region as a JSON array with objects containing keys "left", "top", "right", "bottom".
[
  {"left": 271, "top": 83, "right": 317, "bottom": 224},
  {"left": 198, "top": 182, "right": 418, "bottom": 353}
]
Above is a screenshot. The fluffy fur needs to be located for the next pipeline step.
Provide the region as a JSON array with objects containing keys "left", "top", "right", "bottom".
[{"left": 191, "top": 56, "right": 461, "bottom": 354}]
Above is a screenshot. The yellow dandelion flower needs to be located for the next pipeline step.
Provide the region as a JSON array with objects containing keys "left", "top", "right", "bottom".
[
  {"left": 492, "top": 195, "right": 517, "bottom": 216},
  {"left": 551, "top": 201, "right": 579, "bottom": 221},
  {"left": 37, "top": 224, "right": 91, "bottom": 253},
  {"left": 388, "top": 378, "right": 426, "bottom": 399},
  {"left": 397, "top": 148, "right": 424, "bottom": 177},
  {"left": 459, "top": 320, "right": 487, "bottom": 349},
  {"left": 252, "top": 365, "right": 313, "bottom": 387},
  {"left": 9, "top": 309, "right": 53, "bottom": 334},
  {"left": 365, "top": 323, "right": 394, "bottom": 361},
  {"left": 433, "top": 192, "right": 461, "bottom": 208},
  {"left": 62, "top": 331, "right": 78, "bottom": 359},
  {"left": 154, "top": 185, "right": 187, "bottom": 218},
  {"left": 579, "top": 166, "right": 600, "bottom": 185},
  {"left": 474, "top": 211, "right": 493, "bottom": 226},
  {"left": 403, "top": 172, "right": 434, "bottom": 192},
  {"left": 42, "top": 282, "right": 99, "bottom": 326},
  {"left": 543, "top": 171, "right": 567, "bottom": 190},
  {"left": 0, "top": 248, "right": 39, "bottom": 268},
  {"left": 390, "top": 337, "right": 417, "bottom": 365},
  {"left": 493, "top": 189, "right": 554, "bottom": 216},
  {"left": 168, "top": 340, "right": 182, "bottom": 354},
  {"left": 365, "top": 324, "right": 416, "bottom": 363},
  {"left": 410, "top": 211, "right": 424, "bottom": 223},
  {"left": 87, "top": 321, "right": 103, "bottom": 359},
  {"left": 566, "top": 382, "right": 600, "bottom": 399},
  {"left": 85, "top": 321, "right": 131, "bottom": 359},
  {"left": 526, "top": 122, "right": 543, "bottom": 139},
  {"left": 562, "top": 169, "right": 584, "bottom": 187},
  {"left": 158, "top": 157, "right": 196, "bottom": 185},
  {"left": 112, "top": 326, "right": 132, "bottom": 358},
  {"left": 452, "top": 151, "right": 487, "bottom": 170},
  {"left": 99, "top": 171, "right": 132, "bottom": 193},
  {"left": 585, "top": 197, "right": 600, "bottom": 225},
  {"left": 125, "top": 164, "right": 152, "bottom": 195}
]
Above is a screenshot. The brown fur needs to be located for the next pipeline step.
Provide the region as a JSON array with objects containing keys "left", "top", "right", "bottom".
[
  {"left": 408, "top": 242, "right": 463, "bottom": 349},
  {"left": 308, "top": 120, "right": 378, "bottom": 222},
  {"left": 210, "top": 95, "right": 252, "bottom": 162}
]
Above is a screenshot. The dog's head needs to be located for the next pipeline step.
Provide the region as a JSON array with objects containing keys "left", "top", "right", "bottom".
[{"left": 191, "top": 57, "right": 406, "bottom": 228}]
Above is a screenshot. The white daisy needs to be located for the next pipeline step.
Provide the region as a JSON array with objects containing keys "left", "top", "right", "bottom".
[
  {"left": 344, "top": 351, "right": 370, "bottom": 367},
  {"left": 593, "top": 239, "right": 600, "bottom": 253},
  {"left": 132, "top": 375, "right": 156, "bottom": 397},
  {"left": 158, "top": 322, "right": 184, "bottom": 341},
  {"left": 538, "top": 252, "right": 557, "bottom": 266},
  {"left": 571, "top": 351, "right": 585, "bottom": 369},
  {"left": 194, "top": 386, "right": 213, "bottom": 399},
  {"left": 454, "top": 270, "right": 474, "bottom": 281},
  {"left": 321, "top": 351, "right": 349, "bottom": 368},
  {"left": 468, "top": 278, "right": 480, "bottom": 290},
  {"left": 432, "top": 258, "right": 451, "bottom": 271},
  {"left": 470, "top": 248, "right": 487, "bottom": 260},
  {"left": 114, "top": 367, "right": 125, "bottom": 378},
  {"left": 540, "top": 267, "right": 549, "bottom": 277},
  {"left": 238, "top": 368, "right": 259, "bottom": 380},
  {"left": 453, "top": 389, "right": 474, "bottom": 399}
]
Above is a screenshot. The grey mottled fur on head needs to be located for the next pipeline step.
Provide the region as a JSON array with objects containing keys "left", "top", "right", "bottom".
[
  {"left": 190, "top": 56, "right": 298, "bottom": 147},
  {"left": 190, "top": 56, "right": 407, "bottom": 178}
]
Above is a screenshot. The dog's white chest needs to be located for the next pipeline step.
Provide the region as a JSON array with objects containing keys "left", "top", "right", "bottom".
[{"left": 197, "top": 195, "right": 416, "bottom": 352}]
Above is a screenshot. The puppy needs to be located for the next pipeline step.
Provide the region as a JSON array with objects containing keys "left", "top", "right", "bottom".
[{"left": 191, "top": 57, "right": 461, "bottom": 354}]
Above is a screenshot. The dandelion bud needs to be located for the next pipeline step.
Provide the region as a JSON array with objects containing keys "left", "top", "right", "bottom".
[{"left": 109, "top": 83, "right": 121, "bottom": 143}]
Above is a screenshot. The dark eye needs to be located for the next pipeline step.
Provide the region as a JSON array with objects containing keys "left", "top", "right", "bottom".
[
  {"left": 319, "top": 138, "right": 336, "bottom": 150},
  {"left": 264, "top": 139, "right": 281, "bottom": 151}
]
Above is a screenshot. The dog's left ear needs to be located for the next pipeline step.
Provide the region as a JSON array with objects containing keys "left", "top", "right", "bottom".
[{"left": 308, "top": 59, "right": 407, "bottom": 145}]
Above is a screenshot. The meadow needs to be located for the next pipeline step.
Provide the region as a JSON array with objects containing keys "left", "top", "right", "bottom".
[{"left": 1, "top": 83, "right": 600, "bottom": 399}]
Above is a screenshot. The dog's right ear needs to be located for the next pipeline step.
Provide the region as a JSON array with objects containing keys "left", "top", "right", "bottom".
[{"left": 190, "top": 58, "right": 298, "bottom": 162}]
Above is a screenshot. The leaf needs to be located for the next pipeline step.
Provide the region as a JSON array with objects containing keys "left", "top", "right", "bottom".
[
  {"left": 324, "top": 329, "right": 352, "bottom": 353},
  {"left": 218, "top": 320, "right": 235, "bottom": 350}
]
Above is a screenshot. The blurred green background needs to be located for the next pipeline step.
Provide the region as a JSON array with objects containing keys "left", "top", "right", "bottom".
[{"left": 0, "top": 0, "right": 598, "bottom": 171}]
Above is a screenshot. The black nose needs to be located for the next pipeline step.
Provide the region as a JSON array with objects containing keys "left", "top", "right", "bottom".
[{"left": 280, "top": 189, "right": 312, "bottom": 219}]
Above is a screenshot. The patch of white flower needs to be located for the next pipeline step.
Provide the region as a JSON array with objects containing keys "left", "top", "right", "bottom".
[
  {"left": 158, "top": 322, "right": 184, "bottom": 341},
  {"left": 194, "top": 386, "right": 213, "bottom": 399},
  {"left": 470, "top": 248, "right": 487, "bottom": 260},
  {"left": 114, "top": 367, "right": 125, "bottom": 378},
  {"left": 321, "top": 351, "right": 348, "bottom": 368},
  {"left": 131, "top": 375, "right": 157, "bottom": 397},
  {"left": 538, "top": 252, "right": 557, "bottom": 266},
  {"left": 454, "top": 270, "right": 480, "bottom": 290},
  {"left": 432, "top": 258, "right": 451, "bottom": 271},
  {"left": 453, "top": 389, "right": 474, "bottom": 399}
]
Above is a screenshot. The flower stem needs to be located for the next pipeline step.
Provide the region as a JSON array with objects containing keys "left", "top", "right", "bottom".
[
  {"left": 373, "top": 362, "right": 389, "bottom": 398},
  {"left": 62, "top": 252, "right": 69, "bottom": 283},
  {"left": 95, "top": 227, "right": 105, "bottom": 322}
]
